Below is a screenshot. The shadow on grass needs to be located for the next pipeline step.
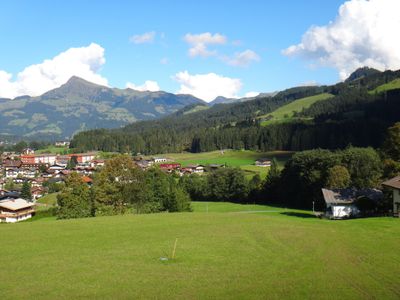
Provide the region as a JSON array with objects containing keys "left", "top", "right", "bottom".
[{"left": 280, "top": 212, "right": 317, "bottom": 219}]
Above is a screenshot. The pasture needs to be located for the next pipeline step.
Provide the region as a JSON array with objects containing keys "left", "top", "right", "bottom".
[
  {"left": 1, "top": 202, "right": 399, "bottom": 299},
  {"left": 162, "top": 150, "right": 292, "bottom": 178},
  {"left": 260, "top": 93, "right": 333, "bottom": 126}
]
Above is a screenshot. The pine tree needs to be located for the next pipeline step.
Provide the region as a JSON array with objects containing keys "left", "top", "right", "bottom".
[{"left": 21, "top": 181, "right": 32, "bottom": 202}]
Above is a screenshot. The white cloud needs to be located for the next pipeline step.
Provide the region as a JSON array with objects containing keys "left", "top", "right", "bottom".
[
  {"left": 184, "top": 32, "right": 227, "bottom": 57},
  {"left": 283, "top": 0, "right": 400, "bottom": 80},
  {"left": 126, "top": 80, "right": 160, "bottom": 92},
  {"left": 130, "top": 31, "right": 156, "bottom": 44},
  {"left": 173, "top": 71, "right": 242, "bottom": 102},
  {"left": 222, "top": 49, "right": 260, "bottom": 67},
  {"left": 0, "top": 43, "right": 108, "bottom": 98},
  {"left": 244, "top": 91, "right": 260, "bottom": 98}
]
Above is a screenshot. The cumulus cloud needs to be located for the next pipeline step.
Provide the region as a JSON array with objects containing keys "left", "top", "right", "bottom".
[
  {"left": 0, "top": 43, "right": 108, "bottom": 98},
  {"left": 126, "top": 80, "right": 160, "bottom": 92},
  {"left": 283, "top": 0, "right": 400, "bottom": 80},
  {"left": 130, "top": 31, "right": 156, "bottom": 44},
  {"left": 222, "top": 49, "right": 260, "bottom": 67},
  {"left": 184, "top": 32, "right": 227, "bottom": 57},
  {"left": 173, "top": 71, "right": 242, "bottom": 102}
]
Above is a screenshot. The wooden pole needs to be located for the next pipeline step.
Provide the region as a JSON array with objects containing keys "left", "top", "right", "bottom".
[{"left": 171, "top": 238, "right": 178, "bottom": 259}]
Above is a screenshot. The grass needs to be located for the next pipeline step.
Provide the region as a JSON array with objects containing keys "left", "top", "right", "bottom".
[
  {"left": 1, "top": 202, "right": 399, "bottom": 299},
  {"left": 158, "top": 150, "right": 292, "bottom": 178},
  {"left": 370, "top": 78, "right": 400, "bottom": 94},
  {"left": 36, "top": 192, "right": 58, "bottom": 206},
  {"left": 260, "top": 93, "right": 333, "bottom": 126},
  {"left": 36, "top": 145, "right": 70, "bottom": 154}
]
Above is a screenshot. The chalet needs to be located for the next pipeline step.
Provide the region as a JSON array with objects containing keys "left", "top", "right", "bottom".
[
  {"left": 382, "top": 176, "right": 400, "bottom": 217},
  {"left": 48, "top": 164, "right": 65, "bottom": 173},
  {"left": 185, "top": 164, "right": 205, "bottom": 174},
  {"left": 135, "top": 160, "right": 153, "bottom": 170},
  {"left": 322, "top": 188, "right": 383, "bottom": 219},
  {"left": 153, "top": 157, "right": 168, "bottom": 163},
  {"left": 55, "top": 141, "right": 70, "bottom": 147},
  {"left": 2, "top": 159, "right": 22, "bottom": 170},
  {"left": 82, "top": 176, "right": 93, "bottom": 185},
  {"left": 90, "top": 159, "right": 105, "bottom": 168},
  {"left": 0, "top": 198, "right": 35, "bottom": 223},
  {"left": 255, "top": 159, "right": 272, "bottom": 167},
  {"left": 159, "top": 163, "right": 181, "bottom": 172},
  {"left": 22, "top": 148, "right": 35, "bottom": 155},
  {"left": 31, "top": 187, "right": 45, "bottom": 200}
]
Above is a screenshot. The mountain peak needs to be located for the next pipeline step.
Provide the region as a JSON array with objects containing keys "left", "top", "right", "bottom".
[{"left": 345, "top": 67, "right": 381, "bottom": 82}]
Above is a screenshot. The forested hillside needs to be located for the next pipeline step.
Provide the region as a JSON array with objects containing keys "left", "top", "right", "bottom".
[{"left": 70, "top": 69, "right": 400, "bottom": 154}]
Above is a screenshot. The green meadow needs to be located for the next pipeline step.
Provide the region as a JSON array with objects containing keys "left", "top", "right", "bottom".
[
  {"left": 260, "top": 93, "right": 333, "bottom": 126},
  {"left": 161, "top": 150, "right": 292, "bottom": 178},
  {"left": 1, "top": 202, "right": 399, "bottom": 299},
  {"left": 370, "top": 78, "right": 400, "bottom": 94}
]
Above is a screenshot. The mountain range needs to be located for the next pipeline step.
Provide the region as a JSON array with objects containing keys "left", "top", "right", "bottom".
[{"left": 0, "top": 76, "right": 205, "bottom": 139}]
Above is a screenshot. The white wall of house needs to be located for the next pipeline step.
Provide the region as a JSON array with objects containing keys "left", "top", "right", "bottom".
[
  {"left": 393, "top": 189, "right": 400, "bottom": 215},
  {"left": 3, "top": 213, "right": 32, "bottom": 223},
  {"left": 330, "top": 205, "right": 360, "bottom": 219}
]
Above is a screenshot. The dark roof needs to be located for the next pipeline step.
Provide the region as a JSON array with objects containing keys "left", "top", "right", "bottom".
[
  {"left": 322, "top": 188, "right": 383, "bottom": 205},
  {"left": 382, "top": 176, "right": 400, "bottom": 190}
]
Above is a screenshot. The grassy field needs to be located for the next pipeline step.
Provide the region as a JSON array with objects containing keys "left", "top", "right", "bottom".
[
  {"left": 35, "top": 145, "right": 70, "bottom": 154},
  {"left": 260, "top": 93, "right": 333, "bottom": 126},
  {"left": 1, "top": 202, "right": 399, "bottom": 299},
  {"left": 159, "top": 150, "right": 292, "bottom": 178},
  {"left": 370, "top": 78, "right": 400, "bottom": 94}
]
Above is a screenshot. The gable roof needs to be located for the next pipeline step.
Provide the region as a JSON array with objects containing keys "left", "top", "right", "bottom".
[
  {"left": 382, "top": 176, "right": 400, "bottom": 190},
  {"left": 0, "top": 198, "right": 34, "bottom": 211},
  {"left": 322, "top": 188, "right": 383, "bottom": 205}
]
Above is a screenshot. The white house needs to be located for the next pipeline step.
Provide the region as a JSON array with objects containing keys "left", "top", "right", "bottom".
[
  {"left": 382, "top": 176, "right": 400, "bottom": 217},
  {"left": 0, "top": 198, "right": 35, "bottom": 223},
  {"left": 153, "top": 157, "right": 168, "bottom": 163},
  {"left": 321, "top": 188, "right": 382, "bottom": 219},
  {"left": 255, "top": 159, "right": 272, "bottom": 167}
]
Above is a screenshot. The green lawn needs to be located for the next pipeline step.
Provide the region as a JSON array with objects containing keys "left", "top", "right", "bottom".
[
  {"left": 260, "top": 93, "right": 333, "bottom": 126},
  {"left": 159, "top": 150, "right": 292, "bottom": 178},
  {"left": 1, "top": 203, "right": 399, "bottom": 299},
  {"left": 370, "top": 78, "right": 400, "bottom": 94}
]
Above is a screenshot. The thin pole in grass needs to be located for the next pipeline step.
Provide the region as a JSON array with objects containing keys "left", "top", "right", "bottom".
[{"left": 171, "top": 238, "right": 178, "bottom": 260}]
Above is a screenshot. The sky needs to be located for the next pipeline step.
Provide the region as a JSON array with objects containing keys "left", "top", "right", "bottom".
[{"left": 0, "top": 0, "right": 399, "bottom": 102}]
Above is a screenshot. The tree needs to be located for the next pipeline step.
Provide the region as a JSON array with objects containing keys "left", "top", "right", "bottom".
[
  {"left": 93, "top": 155, "right": 146, "bottom": 215},
  {"left": 21, "top": 181, "right": 32, "bottom": 201},
  {"left": 325, "top": 165, "right": 351, "bottom": 189},
  {"left": 14, "top": 141, "right": 28, "bottom": 153},
  {"left": 57, "top": 172, "right": 93, "bottom": 219},
  {"left": 382, "top": 122, "right": 400, "bottom": 161},
  {"left": 67, "top": 156, "right": 78, "bottom": 169}
]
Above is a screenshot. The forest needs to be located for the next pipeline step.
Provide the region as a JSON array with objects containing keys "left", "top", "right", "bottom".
[{"left": 70, "top": 69, "right": 400, "bottom": 155}]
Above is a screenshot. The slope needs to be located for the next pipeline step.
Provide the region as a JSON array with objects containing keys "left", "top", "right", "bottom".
[{"left": 259, "top": 93, "right": 333, "bottom": 126}]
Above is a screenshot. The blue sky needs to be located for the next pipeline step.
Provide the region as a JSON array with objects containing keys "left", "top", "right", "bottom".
[{"left": 0, "top": 0, "right": 399, "bottom": 101}]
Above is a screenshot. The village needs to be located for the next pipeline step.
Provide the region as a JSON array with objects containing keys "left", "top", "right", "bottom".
[{"left": 0, "top": 143, "right": 275, "bottom": 223}]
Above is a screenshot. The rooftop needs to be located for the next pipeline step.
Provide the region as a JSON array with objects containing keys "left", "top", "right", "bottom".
[
  {"left": 0, "top": 198, "right": 34, "bottom": 211},
  {"left": 382, "top": 176, "right": 400, "bottom": 190}
]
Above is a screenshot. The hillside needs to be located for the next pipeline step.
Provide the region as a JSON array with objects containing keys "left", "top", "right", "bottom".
[
  {"left": 1, "top": 206, "right": 399, "bottom": 299},
  {"left": 70, "top": 68, "right": 400, "bottom": 154},
  {"left": 0, "top": 76, "right": 204, "bottom": 139},
  {"left": 259, "top": 93, "right": 334, "bottom": 126}
]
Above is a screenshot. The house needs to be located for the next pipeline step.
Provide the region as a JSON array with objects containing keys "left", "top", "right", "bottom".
[
  {"left": 22, "top": 148, "right": 35, "bottom": 155},
  {"left": 382, "top": 176, "right": 400, "bottom": 217},
  {"left": 48, "top": 164, "right": 65, "bottom": 173},
  {"left": 185, "top": 164, "right": 205, "bottom": 174},
  {"left": 208, "top": 164, "right": 225, "bottom": 170},
  {"left": 82, "top": 176, "right": 93, "bottom": 185},
  {"left": 0, "top": 198, "right": 35, "bottom": 223},
  {"left": 153, "top": 157, "right": 168, "bottom": 163},
  {"left": 321, "top": 188, "right": 383, "bottom": 219},
  {"left": 255, "top": 158, "right": 272, "bottom": 167},
  {"left": 21, "top": 154, "right": 57, "bottom": 165},
  {"left": 68, "top": 153, "right": 97, "bottom": 164},
  {"left": 135, "top": 160, "right": 153, "bottom": 170},
  {"left": 55, "top": 141, "right": 70, "bottom": 147},
  {"left": 159, "top": 163, "right": 181, "bottom": 172},
  {"left": 31, "top": 187, "right": 45, "bottom": 200}
]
